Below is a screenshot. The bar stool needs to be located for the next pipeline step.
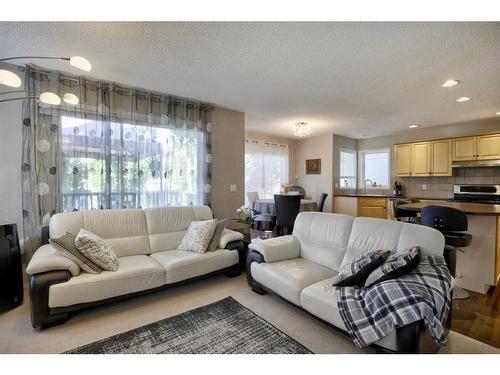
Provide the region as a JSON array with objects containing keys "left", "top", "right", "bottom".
[{"left": 420, "top": 205, "right": 472, "bottom": 300}]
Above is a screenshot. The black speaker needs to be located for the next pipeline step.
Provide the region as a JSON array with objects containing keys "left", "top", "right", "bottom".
[{"left": 0, "top": 224, "right": 24, "bottom": 312}]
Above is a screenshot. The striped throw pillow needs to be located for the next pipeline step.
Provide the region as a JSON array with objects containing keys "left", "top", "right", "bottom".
[{"left": 50, "top": 232, "right": 102, "bottom": 274}]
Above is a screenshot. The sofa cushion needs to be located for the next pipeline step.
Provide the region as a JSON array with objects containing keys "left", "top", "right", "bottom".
[
  {"left": 48, "top": 255, "right": 165, "bottom": 308},
  {"left": 207, "top": 218, "right": 229, "bottom": 252},
  {"left": 300, "top": 277, "right": 398, "bottom": 351},
  {"left": 50, "top": 232, "right": 101, "bottom": 274},
  {"left": 50, "top": 209, "right": 151, "bottom": 257},
  {"left": 251, "top": 258, "right": 335, "bottom": 305},
  {"left": 343, "top": 218, "right": 444, "bottom": 268},
  {"left": 144, "top": 206, "right": 213, "bottom": 253},
  {"left": 293, "top": 212, "right": 354, "bottom": 271},
  {"left": 177, "top": 219, "right": 217, "bottom": 254},
  {"left": 75, "top": 229, "right": 118, "bottom": 271},
  {"left": 364, "top": 246, "right": 421, "bottom": 288},
  {"left": 150, "top": 249, "right": 239, "bottom": 284},
  {"left": 332, "top": 250, "right": 390, "bottom": 287}
]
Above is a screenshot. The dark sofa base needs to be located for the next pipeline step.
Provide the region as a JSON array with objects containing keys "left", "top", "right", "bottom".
[
  {"left": 246, "top": 250, "right": 449, "bottom": 354},
  {"left": 30, "top": 240, "right": 245, "bottom": 330}
]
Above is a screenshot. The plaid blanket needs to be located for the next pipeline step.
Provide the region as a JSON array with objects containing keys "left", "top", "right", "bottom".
[{"left": 336, "top": 256, "right": 451, "bottom": 348}]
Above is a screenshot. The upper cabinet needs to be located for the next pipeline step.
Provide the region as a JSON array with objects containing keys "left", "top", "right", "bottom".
[
  {"left": 477, "top": 134, "right": 500, "bottom": 160},
  {"left": 395, "top": 139, "right": 452, "bottom": 177},
  {"left": 453, "top": 136, "right": 477, "bottom": 161},
  {"left": 411, "top": 142, "right": 432, "bottom": 176},
  {"left": 453, "top": 135, "right": 500, "bottom": 161},
  {"left": 431, "top": 139, "right": 453, "bottom": 176},
  {"left": 394, "top": 143, "right": 412, "bottom": 176}
]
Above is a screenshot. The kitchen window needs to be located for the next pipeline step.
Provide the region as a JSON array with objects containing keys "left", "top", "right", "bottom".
[{"left": 359, "top": 148, "right": 390, "bottom": 189}]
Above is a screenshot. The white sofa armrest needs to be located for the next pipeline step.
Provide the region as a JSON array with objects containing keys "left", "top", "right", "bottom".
[
  {"left": 26, "top": 244, "right": 80, "bottom": 277},
  {"left": 248, "top": 235, "right": 301, "bottom": 263},
  {"left": 218, "top": 229, "right": 244, "bottom": 248}
]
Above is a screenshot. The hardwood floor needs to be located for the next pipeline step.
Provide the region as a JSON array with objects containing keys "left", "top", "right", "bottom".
[{"left": 451, "top": 290, "right": 500, "bottom": 348}]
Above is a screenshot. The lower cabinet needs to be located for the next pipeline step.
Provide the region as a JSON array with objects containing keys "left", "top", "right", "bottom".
[
  {"left": 333, "top": 196, "right": 388, "bottom": 219},
  {"left": 357, "top": 197, "right": 387, "bottom": 219}
]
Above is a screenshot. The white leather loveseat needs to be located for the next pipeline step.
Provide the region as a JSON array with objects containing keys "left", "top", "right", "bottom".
[
  {"left": 26, "top": 206, "right": 244, "bottom": 329},
  {"left": 246, "top": 212, "right": 449, "bottom": 353}
]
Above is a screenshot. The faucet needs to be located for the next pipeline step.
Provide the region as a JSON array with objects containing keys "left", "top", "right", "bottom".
[{"left": 364, "top": 179, "right": 374, "bottom": 194}]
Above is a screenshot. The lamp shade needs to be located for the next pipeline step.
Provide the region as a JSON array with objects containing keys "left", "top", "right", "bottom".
[
  {"left": 69, "top": 56, "right": 91, "bottom": 72},
  {"left": 63, "top": 93, "right": 79, "bottom": 105},
  {"left": 0, "top": 69, "right": 22, "bottom": 88},
  {"left": 39, "top": 92, "right": 61, "bottom": 106}
]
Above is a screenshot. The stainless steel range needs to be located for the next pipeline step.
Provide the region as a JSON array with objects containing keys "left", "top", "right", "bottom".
[{"left": 453, "top": 184, "right": 500, "bottom": 204}]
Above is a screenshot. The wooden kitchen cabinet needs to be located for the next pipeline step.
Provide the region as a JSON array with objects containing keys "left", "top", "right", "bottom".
[
  {"left": 395, "top": 139, "right": 452, "bottom": 177},
  {"left": 477, "top": 134, "right": 500, "bottom": 160},
  {"left": 394, "top": 143, "right": 412, "bottom": 177},
  {"left": 411, "top": 142, "right": 432, "bottom": 176},
  {"left": 453, "top": 136, "right": 477, "bottom": 161},
  {"left": 333, "top": 196, "right": 358, "bottom": 217},
  {"left": 431, "top": 139, "right": 453, "bottom": 176},
  {"left": 357, "top": 197, "right": 387, "bottom": 219}
]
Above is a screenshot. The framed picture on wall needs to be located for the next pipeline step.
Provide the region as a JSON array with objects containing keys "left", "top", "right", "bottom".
[{"left": 306, "top": 159, "right": 321, "bottom": 174}]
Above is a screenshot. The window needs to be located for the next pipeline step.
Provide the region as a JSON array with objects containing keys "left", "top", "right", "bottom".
[
  {"left": 245, "top": 140, "right": 289, "bottom": 202},
  {"left": 60, "top": 115, "right": 204, "bottom": 211},
  {"left": 359, "top": 149, "right": 390, "bottom": 188},
  {"left": 339, "top": 148, "right": 357, "bottom": 188}
]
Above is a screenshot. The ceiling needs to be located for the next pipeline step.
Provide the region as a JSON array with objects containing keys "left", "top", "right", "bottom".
[{"left": 0, "top": 22, "right": 499, "bottom": 139}]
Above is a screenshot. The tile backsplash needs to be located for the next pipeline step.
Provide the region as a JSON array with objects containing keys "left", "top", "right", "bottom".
[
  {"left": 334, "top": 167, "right": 500, "bottom": 199},
  {"left": 398, "top": 167, "right": 500, "bottom": 199}
]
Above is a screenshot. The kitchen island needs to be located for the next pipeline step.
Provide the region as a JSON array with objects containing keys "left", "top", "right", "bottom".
[{"left": 400, "top": 200, "right": 500, "bottom": 294}]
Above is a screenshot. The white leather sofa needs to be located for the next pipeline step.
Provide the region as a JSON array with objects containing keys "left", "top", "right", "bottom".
[
  {"left": 26, "top": 206, "right": 244, "bottom": 329},
  {"left": 246, "top": 212, "right": 450, "bottom": 353}
]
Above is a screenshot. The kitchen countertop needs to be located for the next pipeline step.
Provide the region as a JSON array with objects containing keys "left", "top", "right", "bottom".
[
  {"left": 400, "top": 200, "right": 500, "bottom": 215},
  {"left": 335, "top": 193, "right": 407, "bottom": 198}
]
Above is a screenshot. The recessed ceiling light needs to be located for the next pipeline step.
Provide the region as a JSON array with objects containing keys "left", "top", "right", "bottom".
[
  {"left": 409, "top": 124, "right": 419, "bottom": 128},
  {"left": 456, "top": 96, "right": 472, "bottom": 102},
  {"left": 442, "top": 79, "right": 460, "bottom": 88}
]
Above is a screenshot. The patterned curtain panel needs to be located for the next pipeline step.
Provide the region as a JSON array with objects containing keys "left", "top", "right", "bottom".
[{"left": 21, "top": 65, "right": 212, "bottom": 258}]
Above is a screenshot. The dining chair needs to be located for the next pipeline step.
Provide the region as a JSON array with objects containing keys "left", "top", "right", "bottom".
[
  {"left": 289, "top": 185, "right": 305, "bottom": 199},
  {"left": 246, "top": 192, "right": 259, "bottom": 210},
  {"left": 274, "top": 194, "right": 301, "bottom": 236},
  {"left": 317, "top": 193, "right": 328, "bottom": 212}
]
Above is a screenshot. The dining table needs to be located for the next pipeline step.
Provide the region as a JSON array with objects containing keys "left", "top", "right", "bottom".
[{"left": 253, "top": 198, "right": 319, "bottom": 216}]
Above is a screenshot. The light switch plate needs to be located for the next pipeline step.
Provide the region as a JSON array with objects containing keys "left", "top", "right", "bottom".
[
  {"left": 422, "top": 184, "right": 427, "bottom": 190},
  {"left": 230, "top": 184, "right": 237, "bottom": 192}
]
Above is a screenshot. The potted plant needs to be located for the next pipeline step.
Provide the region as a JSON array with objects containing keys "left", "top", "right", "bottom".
[{"left": 233, "top": 205, "right": 253, "bottom": 234}]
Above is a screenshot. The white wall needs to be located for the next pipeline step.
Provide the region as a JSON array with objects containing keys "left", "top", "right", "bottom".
[{"left": 294, "top": 134, "right": 333, "bottom": 212}]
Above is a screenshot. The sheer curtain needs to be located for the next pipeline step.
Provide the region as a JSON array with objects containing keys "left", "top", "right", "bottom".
[
  {"left": 21, "top": 65, "right": 212, "bottom": 257},
  {"left": 245, "top": 140, "right": 289, "bottom": 202}
]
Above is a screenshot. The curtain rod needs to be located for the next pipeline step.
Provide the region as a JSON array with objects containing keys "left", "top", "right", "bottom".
[
  {"left": 27, "top": 65, "right": 213, "bottom": 109},
  {"left": 245, "top": 138, "right": 290, "bottom": 149}
]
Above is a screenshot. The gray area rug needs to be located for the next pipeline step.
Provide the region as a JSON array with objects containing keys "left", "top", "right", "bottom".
[{"left": 65, "top": 297, "right": 312, "bottom": 354}]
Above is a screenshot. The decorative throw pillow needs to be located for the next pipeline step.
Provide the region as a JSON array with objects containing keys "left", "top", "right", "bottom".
[
  {"left": 177, "top": 219, "right": 217, "bottom": 254},
  {"left": 364, "top": 246, "right": 421, "bottom": 288},
  {"left": 332, "top": 250, "right": 391, "bottom": 287},
  {"left": 50, "top": 232, "right": 102, "bottom": 274},
  {"left": 206, "top": 218, "right": 229, "bottom": 252},
  {"left": 75, "top": 229, "right": 118, "bottom": 271}
]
